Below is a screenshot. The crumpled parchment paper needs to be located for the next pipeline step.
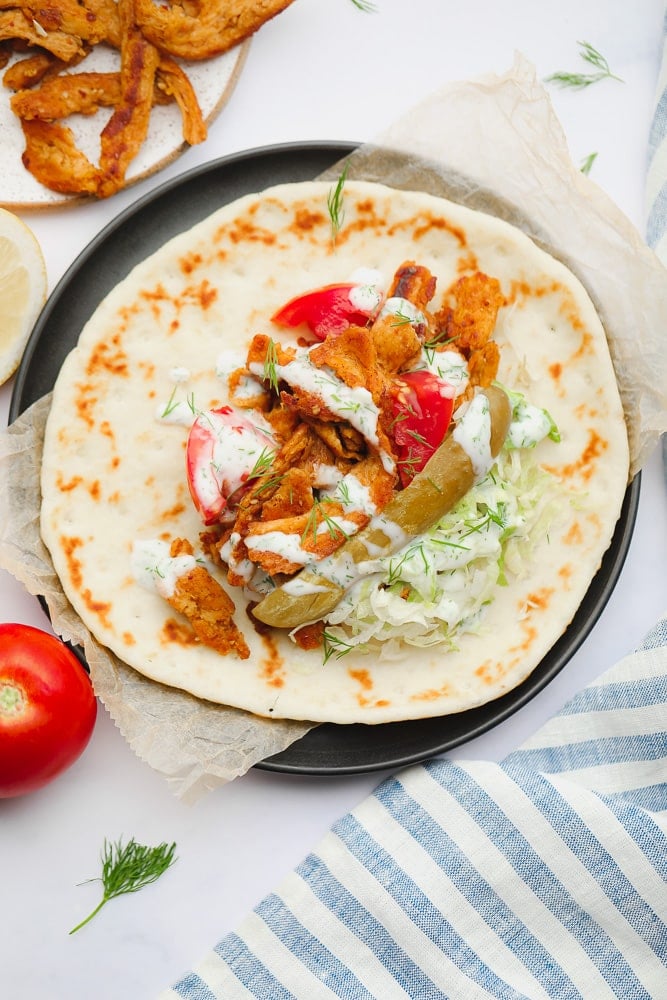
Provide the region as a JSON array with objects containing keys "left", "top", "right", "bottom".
[{"left": 1, "top": 56, "right": 666, "bottom": 801}]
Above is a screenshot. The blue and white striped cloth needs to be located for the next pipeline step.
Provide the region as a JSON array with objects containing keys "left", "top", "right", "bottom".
[
  {"left": 162, "top": 27, "right": 667, "bottom": 1000},
  {"left": 162, "top": 619, "right": 667, "bottom": 998}
]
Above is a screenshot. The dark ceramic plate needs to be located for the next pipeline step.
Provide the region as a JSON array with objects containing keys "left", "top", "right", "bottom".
[{"left": 10, "top": 142, "right": 640, "bottom": 775}]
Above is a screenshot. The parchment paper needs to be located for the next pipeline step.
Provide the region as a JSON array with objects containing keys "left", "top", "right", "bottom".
[{"left": 1, "top": 57, "right": 666, "bottom": 801}]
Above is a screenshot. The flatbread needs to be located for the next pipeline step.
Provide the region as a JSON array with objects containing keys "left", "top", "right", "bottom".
[{"left": 40, "top": 180, "right": 629, "bottom": 723}]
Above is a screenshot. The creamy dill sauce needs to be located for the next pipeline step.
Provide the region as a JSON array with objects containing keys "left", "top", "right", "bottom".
[
  {"left": 319, "top": 472, "right": 377, "bottom": 516},
  {"left": 421, "top": 349, "right": 470, "bottom": 398},
  {"left": 131, "top": 539, "right": 198, "bottom": 598},
  {"left": 380, "top": 296, "right": 427, "bottom": 326},
  {"left": 282, "top": 576, "right": 332, "bottom": 597},
  {"left": 452, "top": 391, "right": 493, "bottom": 480},
  {"left": 507, "top": 400, "right": 552, "bottom": 448},
  {"left": 349, "top": 283, "right": 383, "bottom": 314}
]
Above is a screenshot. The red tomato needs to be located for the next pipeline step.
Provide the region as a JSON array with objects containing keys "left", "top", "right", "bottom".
[
  {"left": 0, "top": 623, "right": 97, "bottom": 798},
  {"left": 271, "top": 283, "right": 380, "bottom": 340},
  {"left": 390, "top": 371, "right": 454, "bottom": 487},
  {"left": 186, "top": 405, "right": 276, "bottom": 525}
]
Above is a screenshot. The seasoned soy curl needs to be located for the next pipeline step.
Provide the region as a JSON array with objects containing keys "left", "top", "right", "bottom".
[{"left": 134, "top": 0, "right": 296, "bottom": 60}]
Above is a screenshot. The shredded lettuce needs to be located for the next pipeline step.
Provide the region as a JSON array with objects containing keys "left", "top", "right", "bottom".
[{"left": 323, "top": 446, "right": 563, "bottom": 659}]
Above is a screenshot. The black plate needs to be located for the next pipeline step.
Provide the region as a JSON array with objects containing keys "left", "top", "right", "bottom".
[{"left": 10, "top": 142, "right": 640, "bottom": 775}]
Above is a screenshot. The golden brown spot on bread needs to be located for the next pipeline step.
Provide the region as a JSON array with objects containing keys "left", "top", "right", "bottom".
[
  {"left": 81, "top": 589, "right": 112, "bottom": 630},
  {"left": 509, "top": 623, "right": 538, "bottom": 655},
  {"left": 74, "top": 382, "right": 98, "bottom": 429},
  {"left": 61, "top": 535, "right": 84, "bottom": 590},
  {"left": 226, "top": 217, "right": 278, "bottom": 246},
  {"left": 290, "top": 208, "right": 326, "bottom": 235},
  {"left": 122, "top": 632, "right": 136, "bottom": 645},
  {"left": 88, "top": 480, "right": 101, "bottom": 500},
  {"left": 544, "top": 428, "right": 608, "bottom": 483},
  {"left": 526, "top": 587, "right": 555, "bottom": 611},
  {"left": 563, "top": 521, "right": 584, "bottom": 546},
  {"left": 179, "top": 250, "right": 203, "bottom": 275},
  {"left": 60, "top": 535, "right": 112, "bottom": 629},
  {"left": 259, "top": 632, "right": 285, "bottom": 688},
  {"left": 99, "top": 420, "right": 115, "bottom": 442},
  {"left": 182, "top": 278, "right": 217, "bottom": 311},
  {"left": 349, "top": 668, "right": 373, "bottom": 691},
  {"left": 383, "top": 211, "right": 468, "bottom": 248},
  {"left": 56, "top": 473, "right": 84, "bottom": 493},
  {"left": 140, "top": 283, "right": 170, "bottom": 305},
  {"left": 506, "top": 278, "right": 562, "bottom": 305},
  {"left": 161, "top": 618, "right": 197, "bottom": 646},
  {"left": 558, "top": 564, "right": 573, "bottom": 586},
  {"left": 549, "top": 362, "right": 562, "bottom": 381},
  {"left": 474, "top": 659, "right": 498, "bottom": 684},
  {"left": 87, "top": 335, "right": 128, "bottom": 378},
  {"left": 411, "top": 683, "right": 452, "bottom": 702}
]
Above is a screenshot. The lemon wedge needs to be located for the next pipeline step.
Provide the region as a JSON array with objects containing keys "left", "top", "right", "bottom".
[{"left": 0, "top": 208, "right": 47, "bottom": 386}]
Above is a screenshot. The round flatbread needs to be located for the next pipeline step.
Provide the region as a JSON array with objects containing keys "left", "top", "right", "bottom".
[{"left": 40, "top": 180, "right": 629, "bottom": 723}]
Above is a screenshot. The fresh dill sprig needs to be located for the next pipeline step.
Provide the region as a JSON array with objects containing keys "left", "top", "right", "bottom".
[
  {"left": 160, "top": 386, "right": 179, "bottom": 418},
  {"left": 246, "top": 447, "right": 276, "bottom": 482},
  {"left": 390, "top": 309, "right": 415, "bottom": 328},
  {"left": 251, "top": 472, "right": 286, "bottom": 498},
  {"left": 327, "top": 162, "right": 349, "bottom": 246},
  {"left": 334, "top": 480, "right": 352, "bottom": 506},
  {"left": 301, "top": 498, "right": 351, "bottom": 545},
  {"left": 545, "top": 41, "right": 623, "bottom": 89},
  {"left": 580, "top": 151, "right": 598, "bottom": 176},
  {"left": 70, "top": 838, "right": 177, "bottom": 934},
  {"left": 348, "top": 0, "right": 377, "bottom": 11},
  {"left": 322, "top": 630, "right": 355, "bottom": 664},
  {"left": 263, "top": 339, "right": 280, "bottom": 393}
]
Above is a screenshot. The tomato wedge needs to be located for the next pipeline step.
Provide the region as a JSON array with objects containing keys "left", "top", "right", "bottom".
[
  {"left": 271, "top": 282, "right": 381, "bottom": 340},
  {"left": 0, "top": 623, "right": 97, "bottom": 798},
  {"left": 389, "top": 371, "right": 454, "bottom": 487},
  {"left": 186, "top": 406, "right": 276, "bottom": 525}
]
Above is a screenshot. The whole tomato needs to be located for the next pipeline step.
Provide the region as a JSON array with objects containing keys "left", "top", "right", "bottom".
[{"left": 0, "top": 623, "right": 97, "bottom": 798}]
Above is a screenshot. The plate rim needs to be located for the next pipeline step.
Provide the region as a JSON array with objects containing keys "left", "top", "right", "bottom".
[{"left": 9, "top": 140, "right": 640, "bottom": 775}]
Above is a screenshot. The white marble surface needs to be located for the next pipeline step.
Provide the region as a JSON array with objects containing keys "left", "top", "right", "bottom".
[{"left": 1, "top": 2, "right": 666, "bottom": 998}]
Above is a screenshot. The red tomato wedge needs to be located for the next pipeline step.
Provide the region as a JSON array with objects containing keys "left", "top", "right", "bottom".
[
  {"left": 389, "top": 371, "right": 454, "bottom": 487},
  {"left": 186, "top": 406, "right": 276, "bottom": 525},
  {"left": 0, "top": 623, "right": 97, "bottom": 798},
  {"left": 271, "top": 282, "right": 381, "bottom": 340}
]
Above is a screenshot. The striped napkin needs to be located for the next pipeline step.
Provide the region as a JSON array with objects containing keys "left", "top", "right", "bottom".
[
  {"left": 162, "top": 33, "right": 667, "bottom": 1000},
  {"left": 161, "top": 618, "right": 667, "bottom": 999}
]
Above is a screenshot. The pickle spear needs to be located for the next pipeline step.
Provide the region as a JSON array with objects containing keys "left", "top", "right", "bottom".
[{"left": 252, "top": 385, "right": 512, "bottom": 629}]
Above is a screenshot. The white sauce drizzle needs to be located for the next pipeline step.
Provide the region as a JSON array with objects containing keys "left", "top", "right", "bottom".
[
  {"left": 507, "top": 401, "right": 552, "bottom": 449},
  {"left": 131, "top": 539, "right": 198, "bottom": 598},
  {"left": 420, "top": 348, "right": 470, "bottom": 399},
  {"left": 381, "top": 296, "right": 426, "bottom": 326},
  {"left": 452, "top": 390, "right": 493, "bottom": 481},
  {"left": 281, "top": 576, "right": 331, "bottom": 597}
]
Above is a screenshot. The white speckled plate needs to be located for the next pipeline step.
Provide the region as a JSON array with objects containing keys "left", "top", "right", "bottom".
[{"left": 0, "top": 42, "right": 249, "bottom": 210}]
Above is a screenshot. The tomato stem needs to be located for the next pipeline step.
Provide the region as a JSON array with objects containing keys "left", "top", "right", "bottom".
[{"left": 0, "top": 683, "right": 25, "bottom": 716}]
